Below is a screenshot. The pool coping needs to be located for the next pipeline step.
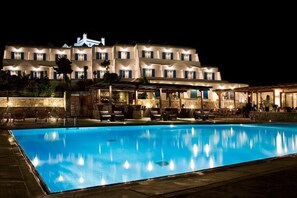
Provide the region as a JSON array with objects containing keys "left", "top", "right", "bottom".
[
  {"left": 4, "top": 122, "right": 297, "bottom": 197},
  {"left": 42, "top": 154, "right": 297, "bottom": 197}
]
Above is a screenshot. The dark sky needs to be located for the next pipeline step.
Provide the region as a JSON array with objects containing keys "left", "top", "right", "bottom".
[{"left": 0, "top": 3, "right": 295, "bottom": 86}]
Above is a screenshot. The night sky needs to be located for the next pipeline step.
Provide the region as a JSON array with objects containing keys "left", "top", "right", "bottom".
[{"left": 0, "top": 3, "right": 295, "bottom": 86}]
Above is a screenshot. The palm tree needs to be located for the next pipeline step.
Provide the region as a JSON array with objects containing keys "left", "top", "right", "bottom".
[
  {"left": 54, "top": 57, "right": 73, "bottom": 116},
  {"left": 83, "top": 66, "right": 88, "bottom": 80},
  {"left": 100, "top": 59, "right": 111, "bottom": 73},
  {"left": 54, "top": 57, "right": 73, "bottom": 89}
]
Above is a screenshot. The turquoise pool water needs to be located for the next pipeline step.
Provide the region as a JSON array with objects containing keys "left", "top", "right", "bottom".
[{"left": 11, "top": 124, "right": 297, "bottom": 193}]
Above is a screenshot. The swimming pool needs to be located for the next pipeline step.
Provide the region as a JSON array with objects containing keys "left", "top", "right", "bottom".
[{"left": 11, "top": 124, "right": 297, "bottom": 193}]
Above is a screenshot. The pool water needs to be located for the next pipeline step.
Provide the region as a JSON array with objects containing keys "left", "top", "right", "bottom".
[{"left": 11, "top": 124, "right": 297, "bottom": 193}]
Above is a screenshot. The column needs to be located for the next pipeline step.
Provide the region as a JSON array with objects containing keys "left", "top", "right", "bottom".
[
  {"left": 200, "top": 90, "right": 204, "bottom": 110},
  {"left": 233, "top": 91, "right": 236, "bottom": 109},
  {"left": 159, "top": 88, "right": 162, "bottom": 109},
  {"left": 280, "top": 92, "right": 283, "bottom": 108},
  {"left": 256, "top": 92, "right": 259, "bottom": 109},
  {"left": 218, "top": 91, "right": 222, "bottom": 109},
  {"left": 135, "top": 90, "right": 138, "bottom": 105},
  {"left": 109, "top": 85, "right": 112, "bottom": 111},
  {"left": 98, "top": 89, "right": 101, "bottom": 104},
  {"left": 178, "top": 91, "right": 182, "bottom": 110}
]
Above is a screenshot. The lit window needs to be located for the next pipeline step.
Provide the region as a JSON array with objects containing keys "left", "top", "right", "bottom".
[
  {"left": 142, "top": 68, "right": 155, "bottom": 77},
  {"left": 142, "top": 50, "right": 154, "bottom": 58},
  {"left": 11, "top": 52, "right": 24, "bottom": 60},
  {"left": 30, "top": 71, "right": 47, "bottom": 79},
  {"left": 162, "top": 52, "right": 173, "bottom": 60},
  {"left": 7, "top": 70, "right": 21, "bottom": 76},
  {"left": 119, "top": 70, "right": 132, "bottom": 78},
  {"left": 96, "top": 52, "right": 108, "bottom": 60},
  {"left": 95, "top": 70, "right": 106, "bottom": 79},
  {"left": 34, "top": 53, "right": 46, "bottom": 61},
  {"left": 118, "top": 51, "right": 130, "bottom": 59},
  {"left": 185, "top": 71, "right": 196, "bottom": 79},
  {"left": 75, "top": 53, "right": 87, "bottom": 61},
  {"left": 164, "top": 70, "right": 176, "bottom": 78},
  {"left": 181, "top": 54, "right": 192, "bottom": 61},
  {"left": 204, "top": 72, "right": 215, "bottom": 80}
]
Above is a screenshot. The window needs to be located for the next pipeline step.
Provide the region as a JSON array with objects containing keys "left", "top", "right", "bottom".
[
  {"left": 53, "top": 72, "right": 58, "bottom": 80},
  {"left": 74, "top": 71, "right": 84, "bottom": 79},
  {"left": 184, "top": 71, "right": 196, "bottom": 79},
  {"left": 96, "top": 52, "right": 108, "bottom": 60},
  {"left": 119, "top": 70, "right": 132, "bottom": 78},
  {"left": 230, "top": 91, "right": 235, "bottom": 100},
  {"left": 203, "top": 91, "right": 209, "bottom": 99},
  {"left": 30, "top": 71, "right": 37, "bottom": 79},
  {"left": 190, "top": 90, "right": 198, "bottom": 98},
  {"left": 75, "top": 53, "right": 87, "bottom": 61},
  {"left": 7, "top": 70, "right": 21, "bottom": 76},
  {"left": 181, "top": 54, "right": 192, "bottom": 61},
  {"left": 142, "top": 68, "right": 155, "bottom": 77},
  {"left": 55, "top": 54, "right": 67, "bottom": 61},
  {"left": 54, "top": 73, "right": 66, "bottom": 80},
  {"left": 142, "top": 50, "right": 154, "bottom": 58},
  {"left": 11, "top": 52, "right": 24, "bottom": 60},
  {"left": 162, "top": 52, "right": 173, "bottom": 60},
  {"left": 118, "top": 51, "right": 130, "bottom": 59},
  {"left": 96, "top": 70, "right": 105, "bottom": 79},
  {"left": 164, "top": 70, "right": 176, "bottom": 78},
  {"left": 204, "top": 72, "right": 215, "bottom": 80},
  {"left": 30, "top": 71, "right": 47, "bottom": 79},
  {"left": 34, "top": 53, "right": 46, "bottom": 61},
  {"left": 40, "top": 71, "right": 47, "bottom": 78}
]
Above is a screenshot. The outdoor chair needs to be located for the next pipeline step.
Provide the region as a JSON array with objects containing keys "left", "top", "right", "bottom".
[
  {"left": 163, "top": 108, "right": 178, "bottom": 121},
  {"left": 150, "top": 110, "right": 162, "bottom": 120},
  {"left": 194, "top": 110, "right": 215, "bottom": 121},
  {"left": 12, "top": 109, "right": 26, "bottom": 122},
  {"left": 194, "top": 111, "right": 208, "bottom": 121},
  {"left": 35, "top": 108, "right": 50, "bottom": 122},
  {"left": 113, "top": 110, "right": 125, "bottom": 121},
  {"left": 51, "top": 108, "right": 67, "bottom": 123},
  {"left": 99, "top": 111, "right": 112, "bottom": 122}
]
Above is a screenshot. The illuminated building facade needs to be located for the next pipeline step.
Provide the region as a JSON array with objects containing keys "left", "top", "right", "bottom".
[{"left": 2, "top": 34, "right": 248, "bottom": 109}]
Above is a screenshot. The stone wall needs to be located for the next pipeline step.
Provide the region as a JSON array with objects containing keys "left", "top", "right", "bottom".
[
  {"left": 0, "top": 97, "right": 64, "bottom": 108},
  {"left": 250, "top": 112, "right": 297, "bottom": 122}
]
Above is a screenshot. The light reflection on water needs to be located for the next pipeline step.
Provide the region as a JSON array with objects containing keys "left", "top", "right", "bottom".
[{"left": 12, "top": 124, "right": 297, "bottom": 193}]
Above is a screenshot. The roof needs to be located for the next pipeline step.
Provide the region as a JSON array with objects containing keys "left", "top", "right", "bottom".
[
  {"left": 89, "top": 81, "right": 212, "bottom": 93},
  {"left": 234, "top": 83, "right": 297, "bottom": 92}
]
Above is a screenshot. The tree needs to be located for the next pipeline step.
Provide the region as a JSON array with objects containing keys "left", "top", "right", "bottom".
[
  {"left": 54, "top": 57, "right": 73, "bottom": 89},
  {"left": 100, "top": 60, "right": 111, "bottom": 72},
  {"left": 83, "top": 66, "right": 88, "bottom": 80},
  {"left": 103, "top": 72, "right": 120, "bottom": 84}
]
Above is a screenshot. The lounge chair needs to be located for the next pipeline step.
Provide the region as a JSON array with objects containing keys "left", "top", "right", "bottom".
[
  {"left": 164, "top": 108, "right": 178, "bottom": 121},
  {"left": 99, "top": 111, "right": 112, "bottom": 122},
  {"left": 113, "top": 110, "right": 125, "bottom": 121},
  {"left": 51, "top": 108, "right": 66, "bottom": 123},
  {"left": 35, "top": 108, "right": 50, "bottom": 122},
  {"left": 194, "top": 110, "right": 215, "bottom": 121},
  {"left": 12, "top": 109, "right": 26, "bottom": 122},
  {"left": 150, "top": 110, "right": 162, "bottom": 120},
  {"left": 194, "top": 111, "right": 208, "bottom": 121}
]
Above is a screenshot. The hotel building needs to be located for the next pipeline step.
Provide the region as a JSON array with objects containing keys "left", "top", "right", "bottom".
[{"left": 2, "top": 34, "right": 248, "bottom": 110}]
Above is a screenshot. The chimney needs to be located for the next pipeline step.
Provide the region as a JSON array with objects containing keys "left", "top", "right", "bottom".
[
  {"left": 83, "top": 33, "right": 87, "bottom": 40},
  {"left": 101, "top": 37, "right": 105, "bottom": 46}
]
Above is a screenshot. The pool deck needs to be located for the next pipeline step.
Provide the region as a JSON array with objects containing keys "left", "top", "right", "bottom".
[{"left": 1, "top": 118, "right": 297, "bottom": 197}]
